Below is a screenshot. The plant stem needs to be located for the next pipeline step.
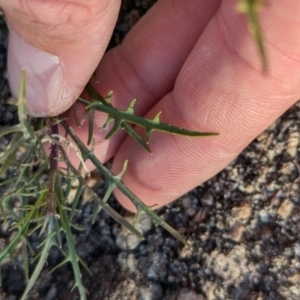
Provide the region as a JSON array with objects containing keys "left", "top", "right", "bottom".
[
  {"left": 50, "top": 124, "right": 59, "bottom": 172},
  {"left": 47, "top": 124, "right": 59, "bottom": 214}
]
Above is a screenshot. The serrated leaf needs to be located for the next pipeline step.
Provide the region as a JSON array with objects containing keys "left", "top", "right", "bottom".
[
  {"left": 80, "top": 97, "right": 218, "bottom": 146},
  {"left": 59, "top": 206, "right": 87, "bottom": 300},
  {"left": 63, "top": 124, "right": 186, "bottom": 243}
]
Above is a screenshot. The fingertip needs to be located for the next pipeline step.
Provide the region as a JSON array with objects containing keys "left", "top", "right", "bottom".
[
  {"left": 7, "top": 29, "right": 73, "bottom": 117},
  {"left": 4, "top": 0, "right": 121, "bottom": 117}
]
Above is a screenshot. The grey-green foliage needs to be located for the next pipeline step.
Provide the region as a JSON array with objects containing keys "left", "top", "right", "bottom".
[{"left": 0, "top": 71, "right": 217, "bottom": 300}]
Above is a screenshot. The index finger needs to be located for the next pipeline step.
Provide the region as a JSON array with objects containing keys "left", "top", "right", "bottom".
[{"left": 112, "top": 0, "right": 300, "bottom": 211}]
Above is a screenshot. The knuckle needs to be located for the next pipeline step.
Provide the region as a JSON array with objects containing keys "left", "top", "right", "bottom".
[{"left": 4, "top": 0, "right": 109, "bottom": 43}]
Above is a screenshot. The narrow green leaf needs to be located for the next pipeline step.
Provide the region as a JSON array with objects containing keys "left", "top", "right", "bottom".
[
  {"left": 70, "top": 183, "right": 85, "bottom": 220},
  {"left": 68, "top": 221, "right": 85, "bottom": 231},
  {"left": 18, "top": 71, "right": 35, "bottom": 140},
  {"left": 59, "top": 206, "right": 87, "bottom": 300},
  {"left": 0, "top": 136, "right": 26, "bottom": 165},
  {"left": 0, "top": 175, "right": 19, "bottom": 187},
  {"left": 48, "top": 257, "right": 70, "bottom": 275},
  {"left": 104, "top": 118, "right": 122, "bottom": 139},
  {"left": 121, "top": 122, "right": 151, "bottom": 153},
  {"left": 18, "top": 70, "right": 27, "bottom": 128},
  {"left": 78, "top": 256, "right": 92, "bottom": 276},
  {"left": 103, "top": 91, "right": 113, "bottom": 105},
  {"left": 0, "top": 218, "right": 30, "bottom": 263},
  {"left": 39, "top": 216, "right": 50, "bottom": 237},
  {"left": 91, "top": 182, "right": 115, "bottom": 223},
  {"left": 101, "top": 115, "right": 114, "bottom": 129},
  {"left": 87, "top": 108, "right": 94, "bottom": 146},
  {"left": 115, "top": 160, "right": 128, "bottom": 180},
  {"left": 85, "top": 84, "right": 108, "bottom": 105},
  {"left": 80, "top": 97, "right": 218, "bottom": 140},
  {"left": 237, "top": 0, "right": 267, "bottom": 71},
  {"left": 21, "top": 228, "right": 55, "bottom": 300},
  {"left": 64, "top": 164, "right": 73, "bottom": 202},
  {"left": 21, "top": 237, "right": 29, "bottom": 281},
  {"left": 28, "top": 222, "right": 42, "bottom": 237},
  {"left": 0, "top": 124, "right": 23, "bottom": 138},
  {"left": 0, "top": 151, "right": 16, "bottom": 177},
  {"left": 52, "top": 216, "right": 62, "bottom": 248}
]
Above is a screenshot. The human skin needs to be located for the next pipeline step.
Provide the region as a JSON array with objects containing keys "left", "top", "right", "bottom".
[
  {"left": 2, "top": 0, "right": 121, "bottom": 116},
  {"left": 2, "top": 0, "right": 300, "bottom": 212}
]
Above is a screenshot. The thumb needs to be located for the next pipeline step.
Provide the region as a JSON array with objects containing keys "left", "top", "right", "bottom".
[{"left": 1, "top": 0, "right": 120, "bottom": 117}]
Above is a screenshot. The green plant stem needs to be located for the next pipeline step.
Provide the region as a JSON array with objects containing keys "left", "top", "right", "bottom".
[
  {"left": 62, "top": 122, "right": 188, "bottom": 245},
  {"left": 57, "top": 145, "right": 144, "bottom": 240},
  {"left": 46, "top": 124, "right": 59, "bottom": 215}
]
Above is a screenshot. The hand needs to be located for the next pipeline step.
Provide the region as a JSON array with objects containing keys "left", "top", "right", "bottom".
[
  {"left": 4, "top": 1, "right": 300, "bottom": 213},
  {"left": 1, "top": 0, "right": 121, "bottom": 117},
  {"left": 76, "top": 0, "right": 300, "bottom": 212}
]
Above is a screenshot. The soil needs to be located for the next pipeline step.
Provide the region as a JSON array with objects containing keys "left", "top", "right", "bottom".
[{"left": 1, "top": 1, "right": 300, "bottom": 299}]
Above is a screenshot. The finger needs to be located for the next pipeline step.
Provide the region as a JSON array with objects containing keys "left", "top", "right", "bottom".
[
  {"left": 112, "top": 0, "right": 300, "bottom": 211},
  {"left": 1, "top": 0, "right": 120, "bottom": 117},
  {"left": 66, "top": 0, "right": 221, "bottom": 165}
]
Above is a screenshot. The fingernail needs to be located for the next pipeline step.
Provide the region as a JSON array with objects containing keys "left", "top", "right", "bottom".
[{"left": 7, "top": 29, "right": 64, "bottom": 117}]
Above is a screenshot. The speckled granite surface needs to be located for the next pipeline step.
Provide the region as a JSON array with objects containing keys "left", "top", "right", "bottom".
[{"left": 1, "top": 1, "right": 300, "bottom": 299}]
